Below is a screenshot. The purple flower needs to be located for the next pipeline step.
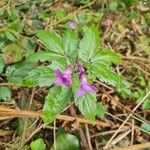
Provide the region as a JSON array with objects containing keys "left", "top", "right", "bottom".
[
  {"left": 68, "top": 21, "right": 77, "bottom": 29},
  {"left": 54, "top": 66, "right": 72, "bottom": 87},
  {"left": 76, "top": 65, "right": 97, "bottom": 97}
]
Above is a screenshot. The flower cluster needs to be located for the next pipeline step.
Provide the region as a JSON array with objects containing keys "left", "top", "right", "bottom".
[{"left": 54, "top": 64, "right": 97, "bottom": 97}]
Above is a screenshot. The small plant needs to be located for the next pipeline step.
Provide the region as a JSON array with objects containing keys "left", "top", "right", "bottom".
[{"left": 5, "top": 25, "right": 130, "bottom": 123}]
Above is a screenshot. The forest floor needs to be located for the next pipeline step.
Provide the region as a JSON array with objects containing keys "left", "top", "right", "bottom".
[{"left": 0, "top": 0, "right": 150, "bottom": 150}]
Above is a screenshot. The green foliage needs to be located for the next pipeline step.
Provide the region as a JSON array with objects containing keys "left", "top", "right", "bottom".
[
  {"left": 109, "top": 1, "right": 118, "bottom": 11},
  {"left": 55, "top": 9, "right": 67, "bottom": 20},
  {"left": 141, "top": 123, "right": 150, "bottom": 133},
  {"left": 2, "top": 38, "right": 33, "bottom": 64},
  {"left": 0, "top": 57, "right": 5, "bottom": 73},
  {"left": 51, "top": 132, "right": 80, "bottom": 150},
  {"left": 37, "top": 29, "right": 79, "bottom": 62},
  {"left": 90, "top": 49, "right": 121, "bottom": 66},
  {"left": 145, "top": 13, "right": 150, "bottom": 25},
  {"left": 133, "top": 88, "right": 150, "bottom": 110},
  {"left": 30, "top": 138, "right": 46, "bottom": 150},
  {"left": 6, "top": 63, "right": 34, "bottom": 85},
  {"left": 43, "top": 86, "right": 72, "bottom": 123},
  {"left": 96, "top": 102, "right": 106, "bottom": 118},
  {"left": 75, "top": 93, "right": 97, "bottom": 121},
  {"left": 128, "top": 10, "right": 140, "bottom": 21},
  {"left": 121, "top": 0, "right": 138, "bottom": 7},
  {"left": 23, "top": 66, "right": 55, "bottom": 87},
  {"left": 37, "top": 30, "right": 63, "bottom": 54},
  {"left": 3, "top": 25, "right": 131, "bottom": 123},
  {"left": 26, "top": 51, "right": 63, "bottom": 63},
  {"left": 62, "top": 30, "right": 78, "bottom": 58},
  {"left": 142, "top": 99, "right": 150, "bottom": 110},
  {"left": 79, "top": 26, "right": 99, "bottom": 62},
  {"left": 0, "top": 86, "right": 12, "bottom": 101}
]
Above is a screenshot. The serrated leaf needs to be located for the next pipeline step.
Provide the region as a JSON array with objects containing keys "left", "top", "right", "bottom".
[
  {"left": 89, "top": 63, "right": 131, "bottom": 97},
  {"left": 91, "top": 49, "right": 122, "bottom": 66},
  {"left": 62, "top": 30, "right": 78, "bottom": 58},
  {"left": 75, "top": 93, "right": 97, "bottom": 121},
  {"left": 26, "top": 51, "right": 63, "bottom": 63},
  {"left": 51, "top": 132, "right": 79, "bottom": 150},
  {"left": 79, "top": 26, "right": 99, "bottom": 62},
  {"left": 0, "top": 86, "right": 11, "bottom": 101},
  {"left": 43, "top": 86, "right": 72, "bottom": 123},
  {"left": 23, "top": 66, "right": 55, "bottom": 87},
  {"left": 90, "top": 64, "right": 121, "bottom": 87},
  {"left": 37, "top": 30, "right": 63, "bottom": 54},
  {"left": 30, "top": 138, "right": 46, "bottom": 150},
  {"left": 96, "top": 102, "right": 105, "bottom": 118},
  {"left": 0, "top": 57, "right": 5, "bottom": 73}
]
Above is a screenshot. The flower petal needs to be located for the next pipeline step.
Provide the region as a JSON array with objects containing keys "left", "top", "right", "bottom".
[
  {"left": 55, "top": 77, "right": 63, "bottom": 86},
  {"left": 54, "top": 69, "right": 63, "bottom": 78},
  {"left": 54, "top": 67, "right": 72, "bottom": 87},
  {"left": 76, "top": 86, "right": 86, "bottom": 97}
]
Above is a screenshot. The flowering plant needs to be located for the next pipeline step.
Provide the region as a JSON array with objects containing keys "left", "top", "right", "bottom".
[{"left": 6, "top": 25, "right": 130, "bottom": 123}]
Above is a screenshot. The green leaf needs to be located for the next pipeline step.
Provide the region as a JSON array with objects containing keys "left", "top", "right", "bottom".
[
  {"left": 51, "top": 132, "right": 79, "bottom": 150},
  {"left": 142, "top": 99, "right": 150, "bottom": 110},
  {"left": 37, "top": 30, "right": 63, "bottom": 54},
  {"left": 91, "top": 49, "right": 122, "bottom": 66},
  {"left": 79, "top": 26, "right": 99, "bottom": 62},
  {"left": 4, "top": 31, "right": 16, "bottom": 41},
  {"left": 109, "top": 1, "right": 118, "bottom": 11},
  {"left": 43, "top": 86, "right": 72, "bottom": 123},
  {"left": 121, "top": 0, "right": 138, "bottom": 7},
  {"left": 0, "top": 86, "right": 11, "bottom": 101},
  {"left": 2, "top": 38, "right": 31, "bottom": 64},
  {"left": 90, "top": 64, "right": 121, "bottom": 87},
  {"left": 30, "top": 138, "right": 46, "bottom": 150},
  {"left": 96, "top": 102, "right": 105, "bottom": 118},
  {"left": 56, "top": 9, "right": 67, "bottom": 19},
  {"left": 26, "top": 51, "right": 63, "bottom": 63},
  {"left": 0, "top": 57, "right": 5, "bottom": 73},
  {"left": 8, "top": 20, "right": 23, "bottom": 32},
  {"left": 75, "top": 93, "right": 97, "bottom": 121},
  {"left": 62, "top": 30, "right": 78, "bottom": 58},
  {"left": 6, "top": 62, "right": 34, "bottom": 85},
  {"left": 141, "top": 123, "right": 150, "bottom": 132},
  {"left": 88, "top": 63, "right": 131, "bottom": 97},
  {"left": 23, "top": 66, "right": 55, "bottom": 87}
]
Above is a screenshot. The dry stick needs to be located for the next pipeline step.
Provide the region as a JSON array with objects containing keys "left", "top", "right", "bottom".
[
  {"left": 24, "top": 124, "right": 45, "bottom": 145},
  {"left": 79, "top": 128, "right": 89, "bottom": 150},
  {"left": 122, "top": 55, "right": 150, "bottom": 63},
  {"left": 131, "top": 119, "right": 134, "bottom": 145},
  {"left": 110, "top": 142, "right": 150, "bottom": 150},
  {"left": 104, "top": 92, "right": 150, "bottom": 125},
  {"left": 0, "top": 108, "right": 110, "bottom": 127},
  {"left": 0, "top": 116, "right": 14, "bottom": 120},
  {"left": 0, "top": 83, "right": 14, "bottom": 86},
  {"left": 111, "top": 129, "right": 131, "bottom": 146},
  {"left": 104, "top": 91, "right": 150, "bottom": 149},
  {"left": 54, "top": 119, "right": 56, "bottom": 150},
  {"left": 69, "top": 103, "right": 89, "bottom": 150},
  {"left": 91, "top": 128, "right": 130, "bottom": 138},
  {"left": 85, "top": 124, "right": 93, "bottom": 150}
]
